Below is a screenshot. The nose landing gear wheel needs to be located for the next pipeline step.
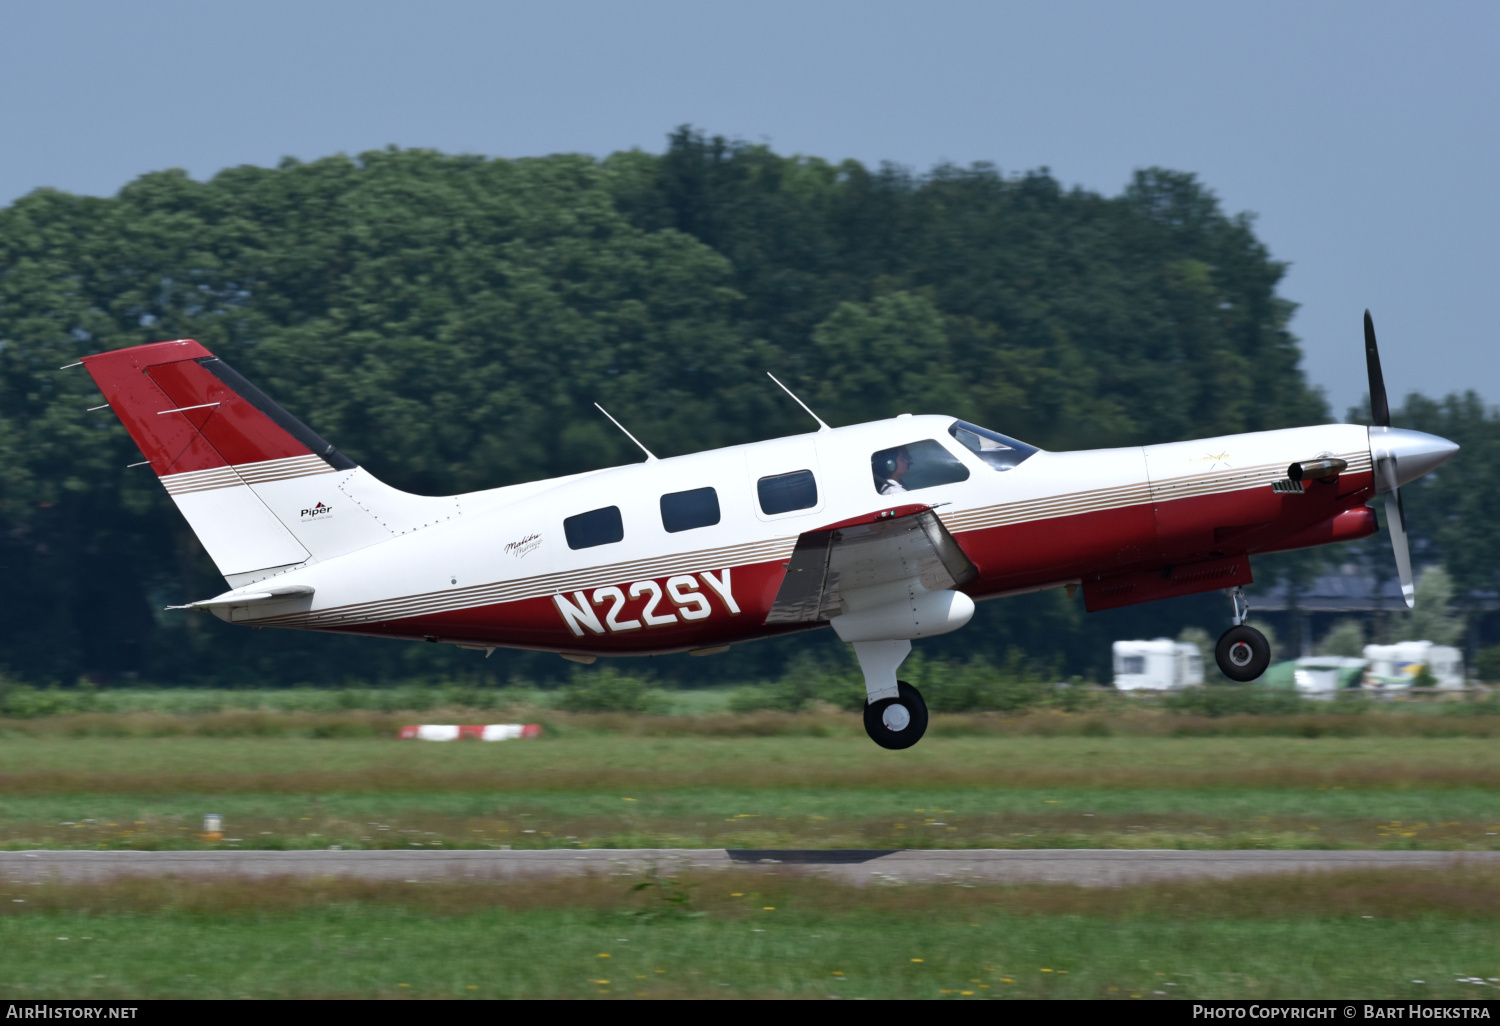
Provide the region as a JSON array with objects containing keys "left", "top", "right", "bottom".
[
  {"left": 1215, "top": 625, "right": 1271, "bottom": 682},
  {"left": 864, "top": 681, "right": 929, "bottom": 750}
]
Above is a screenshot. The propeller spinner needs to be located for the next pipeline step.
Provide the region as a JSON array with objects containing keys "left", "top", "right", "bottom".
[{"left": 1363, "top": 311, "right": 1459, "bottom": 608}]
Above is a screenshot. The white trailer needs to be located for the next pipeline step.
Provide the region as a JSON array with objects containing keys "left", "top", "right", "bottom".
[
  {"left": 1112, "top": 639, "right": 1204, "bottom": 691},
  {"left": 1362, "top": 641, "right": 1465, "bottom": 691}
]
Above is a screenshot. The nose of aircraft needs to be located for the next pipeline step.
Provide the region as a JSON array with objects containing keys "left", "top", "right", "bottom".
[{"left": 1370, "top": 426, "right": 1460, "bottom": 488}]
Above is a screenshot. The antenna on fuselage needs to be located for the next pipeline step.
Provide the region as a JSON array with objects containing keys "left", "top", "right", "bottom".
[
  {"left": 593, "top": 403, "right": 657, "bottom": 462},
  {"left": 766, "top": 372, "right": 830, "bottom": 432}
]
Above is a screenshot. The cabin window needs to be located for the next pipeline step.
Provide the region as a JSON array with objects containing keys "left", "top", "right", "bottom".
[
  {"left": 757, "top": 470, "right": 818, "bottom": 515},
  {"left": 948, "top": 420, "right": 1039, "bottom": 472},
  {"left": 564, "top": 505, "right": 624, "bottom": 550},
  {"left": 1122, "top": 655, "right": 1146, "bottom": 675},
  {"left": 870, "top": 439, "right": 971, "bottom": 495},
  {"left": 660, "top": 487, "right": 721, "bottom": 533}
]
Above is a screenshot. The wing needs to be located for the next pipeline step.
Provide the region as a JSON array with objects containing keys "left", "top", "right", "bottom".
[{"left": 765, "top": 505, "right": 977, "bottom": 624}]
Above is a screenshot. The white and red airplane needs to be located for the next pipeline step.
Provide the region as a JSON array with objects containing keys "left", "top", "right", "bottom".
[{"left": 73, "top": 313, "right": 1455, "bottom": 748}]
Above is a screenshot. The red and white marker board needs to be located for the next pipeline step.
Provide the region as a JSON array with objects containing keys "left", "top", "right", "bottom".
[{"left": 398, "top": 724, "right": 542, "bottom": 741}]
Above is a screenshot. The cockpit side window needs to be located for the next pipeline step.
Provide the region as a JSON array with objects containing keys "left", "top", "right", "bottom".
[
  {"left": 870, "top": 439, "right": 971, "bottom": 495},
  {"left": 948, "top": 420, "right": 1039, "bottom": 472}
]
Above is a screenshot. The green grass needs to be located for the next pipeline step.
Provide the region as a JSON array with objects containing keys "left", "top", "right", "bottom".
[
  {"left": 0, "top": 684, "right": 743, "bottom": 719},
  {"left": 656, "top": 687, "right": 737, "bottom": 716},
  {"left": 2, "top": 735, "right": 1498, "bottom": 851},
  {"left": 4, "top": 679, "right": 1499, "bottom": 724},
  {"left": 6, "top": 732, "right": 1500, "bottom": 776},
  {"left": 5, "top": 728, "right": 1499, "bottom": 999},
  {"left": 3, "top": 871, "right": 1500, "bottom": 998}
]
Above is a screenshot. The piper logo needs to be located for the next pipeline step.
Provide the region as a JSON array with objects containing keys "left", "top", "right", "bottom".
[
  {"left": 300, "top": 501, "right": 333, "bottom": 522},
  {"left": 553, "top": 570, "right": 739, "bottom": 636}
]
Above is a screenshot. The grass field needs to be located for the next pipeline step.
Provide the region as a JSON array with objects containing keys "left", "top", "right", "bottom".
[
  {"left": 6, "top": 715, "right": 1500, "bottom": 998},
  {"left": 3, "top": 730, "right": 1499, "bottom": 851},
  {"left": 3, "top": 870, "right": 1500, "bottom": 998}
]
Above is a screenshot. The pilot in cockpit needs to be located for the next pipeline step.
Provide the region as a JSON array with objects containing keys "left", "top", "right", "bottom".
[{"left": 873, "top": 445, "right": 912, "bottom": 495}]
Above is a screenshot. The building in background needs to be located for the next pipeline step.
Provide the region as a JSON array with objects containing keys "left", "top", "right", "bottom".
[{"left": 1251, "top": 566, "right": 1497, "bottom": 659}]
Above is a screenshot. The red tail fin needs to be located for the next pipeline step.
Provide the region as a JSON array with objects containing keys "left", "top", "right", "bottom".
[
  {"left": 83, "top": 340, "right": 459, "bottom": 585},
  {"left": 80, "top": 340, "right": 362, "bottom": 581},
  {"left": 81, "top": 339, "right": 353, "bottom": 477}
]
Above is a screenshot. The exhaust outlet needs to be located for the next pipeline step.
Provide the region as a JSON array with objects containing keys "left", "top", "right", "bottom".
[{"left": 1287, "top": 457, "right": 1348, "bottom": 482}]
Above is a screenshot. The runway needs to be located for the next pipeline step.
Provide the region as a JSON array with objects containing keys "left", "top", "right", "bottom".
[{"left": 5, "top": 849, "right": 1498, "bottom": 886}]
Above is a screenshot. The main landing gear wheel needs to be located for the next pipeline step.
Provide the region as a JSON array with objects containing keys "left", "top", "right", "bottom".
[
  {"left": 1216, "top": 625, "right": 1271, "bottom": 682},
  {"left": 864, "top": 680, "right": 929, "bottom": 750}
]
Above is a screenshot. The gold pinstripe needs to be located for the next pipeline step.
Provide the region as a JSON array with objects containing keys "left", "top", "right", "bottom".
[
  {"left": 248, "top": 447, "right": 1374, "bottom": 629},
  {"left": 944, "top": 449, "right": 1370, "bottom": 535},
  {"left": 254, "top": 536, "right": 800, "bottom": 628},
  {"left": 162, "top": 454, "right": 336, "bottom": 496},
  {"left": 943, "top": 481, "right": 1154, "bottom": 534}
]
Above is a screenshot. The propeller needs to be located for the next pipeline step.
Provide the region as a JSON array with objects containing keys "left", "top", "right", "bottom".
[{"left": 1365, "top": 311, "right": 1415, "bottom": 608}]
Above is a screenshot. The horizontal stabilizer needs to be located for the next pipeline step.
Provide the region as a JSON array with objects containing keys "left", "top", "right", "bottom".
[{"left": 167, "top": 584, "right": 314, "bottom": 611}]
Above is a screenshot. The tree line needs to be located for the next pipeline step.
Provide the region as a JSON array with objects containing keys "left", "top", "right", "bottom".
[{"left": 0, "top": 128, "right": 1483, "bottom": 686}]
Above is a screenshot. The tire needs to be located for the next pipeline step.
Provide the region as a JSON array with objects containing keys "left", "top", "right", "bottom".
[
  {"left": 1216, "top": 625, "right": 1271, "bottom": 682},
  {"left": 863, "top": 681, "right": 929, "bottom": 750}
]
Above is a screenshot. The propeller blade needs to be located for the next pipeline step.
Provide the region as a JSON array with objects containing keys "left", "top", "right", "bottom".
[
  {"left": 1384, "top": 487, "right": 1415, "bottom": 608},
  {"left": 1365, "top": 310, "right": 1391, "bottom": 428}
]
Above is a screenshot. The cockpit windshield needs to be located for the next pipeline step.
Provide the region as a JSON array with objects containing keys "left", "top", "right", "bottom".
[{"left": 948, "top": 420, "right": 1039, "bottom": 472}]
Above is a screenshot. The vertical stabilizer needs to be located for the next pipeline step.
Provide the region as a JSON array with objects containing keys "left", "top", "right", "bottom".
[{"left": 82, "top": 340, "right": 458, "bottom": 585}]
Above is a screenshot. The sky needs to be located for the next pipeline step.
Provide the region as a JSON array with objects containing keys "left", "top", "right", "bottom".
[{"left": 2, "top": 0, "right": 1495, "bottom": 417}]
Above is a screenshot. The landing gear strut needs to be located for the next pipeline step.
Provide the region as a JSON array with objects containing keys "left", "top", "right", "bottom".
[
  {"left": 863, "top": 680, "right": 929, "bottom": 750},
  {"left": 851, "top": 639, "right": 929, "bottom": 749},
  {"left": 1215, "top": 586, "right": 1270, "bottom": 681}
]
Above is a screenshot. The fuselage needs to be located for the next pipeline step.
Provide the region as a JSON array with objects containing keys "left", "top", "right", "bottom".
[{"left": 220, "top": 415, "right": 1379, "bottom": 658}]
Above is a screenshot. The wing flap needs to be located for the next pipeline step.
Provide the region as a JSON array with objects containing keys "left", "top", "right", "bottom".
[{"left": 765, "top": 509, "right": 976, "bottom": 624}]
